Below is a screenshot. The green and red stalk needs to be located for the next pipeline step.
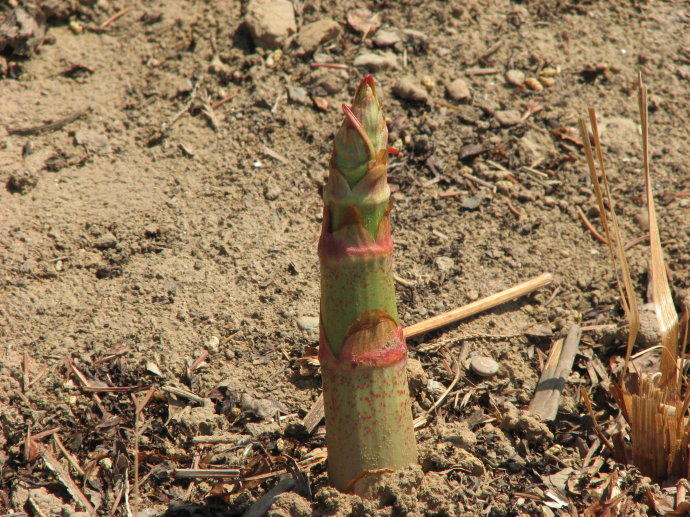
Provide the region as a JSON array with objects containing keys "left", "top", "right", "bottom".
[{"left": 319, "top": 75, "right": 418, "bottom": 494}]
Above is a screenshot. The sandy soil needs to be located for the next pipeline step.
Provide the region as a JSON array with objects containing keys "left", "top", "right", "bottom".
[{"left": 1, "top": 0, "right": 690, "bottom": 515}]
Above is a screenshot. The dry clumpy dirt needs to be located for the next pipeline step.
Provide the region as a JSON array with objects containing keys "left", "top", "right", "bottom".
[{"left": 1, "top": 0, "right": 690, "bottom": 515}]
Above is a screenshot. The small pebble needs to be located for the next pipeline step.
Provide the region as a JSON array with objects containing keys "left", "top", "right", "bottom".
[
  {"left": 74, "top": 129, "right": 112, "bottom": 155},
  {"left": 69, "top": 20, "right": 83, "bottom": 34},
  {"left": 264, "top": 183, "right": 280, "bottom": 201},
  {"left": 445, "top": 78, "right": 470, "bottom": 101},
  {"left": 524, "top": 77, "right": 543, "bottom": 91},
  {"left": 634, "top": 208, "right": 650, "bottom": 231},
  {"left": 353, "top": 52, "right": 398, "bottom": 72},
  {"left": 540, "top": 66, "right": 559, "bottom": 78},
  {"left": 505, "top": 69, "right": 525, "bottom": 86},
  {"left": 494, "top": 109, "right": 522, "bottom": 126},
  {"left": 296, "top": 18, "right": 340, "bottom": 53},
  {"left": 245, "top": 0, "right": 296, "bottom": 49},
  {"left": 401, "top": 29, "right": 429, "bottom": 51},
  {"left": 297, "top": 316, "right": 319, "bottom": 332},
  {"left": 372, "top": 29, "right": 402, "bottom": 48},
  {"left": 420, "top": 75, "right": 435, "bottom": 92},
  {"left": 94, "top": 232, "right": 118, "bottom": 250},
  {"left": 470, "top": 356, "right": 499, "bottom": 377},
  {"left": 287, "top": 85, "right": 308, "bottom": 104},
  {"left": 207, "top": 335, "right": 220, "bottom": 353},
  {"left": 467, "top": 289, "right": 479, "bottom": 301},
  {"left": 496, "top": 179, "right": 517, "bottom": 195},
  {"left": 347, "top": 8, "right": 380, "bottom": 34},
  {"left": 393, "top": 76, "right": 428, "bottom": 102},
  {"left": 427, "top": 379, "right": 445, "bottom": 395},
  {"left": 412, "top": 134, "right": 432, "bottom": 154},
  {"left": 538, "top": 76, "right": 555, "bottom": 87},
  {"left": 308, "top": 68, "right": 345, "bottom": 94},
  {"left": 517, "top": 189, "right": 536, "bottom": 202},
  {"left": 146, "top": 361, "right": 164, "bottom": 377}
]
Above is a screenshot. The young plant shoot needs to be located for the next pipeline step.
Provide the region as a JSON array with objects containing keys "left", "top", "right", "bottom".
[{"left": 318, "top": 75, "right": 418, "bottom": 494}]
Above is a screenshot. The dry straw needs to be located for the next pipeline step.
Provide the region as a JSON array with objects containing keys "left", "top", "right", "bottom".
[{"left": 579, "top": 75, "right": 688, "bottom": 481}]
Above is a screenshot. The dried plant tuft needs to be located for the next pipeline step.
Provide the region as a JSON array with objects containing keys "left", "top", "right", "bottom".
[{"left": 579, "top": 75, "right": 689, "bottom": 481}]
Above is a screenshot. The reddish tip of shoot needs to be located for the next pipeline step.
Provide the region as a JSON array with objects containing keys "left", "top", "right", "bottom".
[
  {"left": 387, "top": 147, "right": 399, "bottom": 155},
  {"left": 355, "top": 74, "right": 376, "bottom": 93}
]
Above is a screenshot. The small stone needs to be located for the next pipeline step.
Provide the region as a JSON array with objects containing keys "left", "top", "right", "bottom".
[
  {"left": 312, "top": 96, "right": 329, "bottom": 111},
  {"left": 296, "top": 316, "right": 319, "bottom": 332},
  {"left": 145, "top": 361, "right": 163, "bottom": 377},
  {"left": 372, "top": 29, "right": 402, "bottom": 48},
  {"left": 353, "top": 52, "right": 398, "bottom": 72},
  {"left": 207, "top": 335, "right": 220, "bottom": 353},
  {"left": 517, "top": 189, "right": 536, "bottom": 202},
  {"left": 263, "top": 183, "right": 281, "bottom": 200},
  {"left": 496, "top": 180, "right": 517, "bottom": 195},
  {"left": 470, "top": 355, "right": 499, "bottom": 377},
  {"left": 308, "top": 68, "right": 345, "bottom": 95},
  {"left": 393, "top": 76, "right": 428, "bottom": 102},
  {"left": 456, "top": 106, "right": 483, "bottom": 124},
  {"left": 94, "top": 232, "right": 118, "bottom": 250},
  {"left": 524, "top": 77, "right": 544, "bottom": 91},
  {"left": 296, "top": 19, "right": 340, "bottom": 53},
  {"left": 495, "top": 109, "right": 522, "bottom": 126},
  {"left": 74, "top": 129, "right": 112, "bottom": 155},
  {"left": 634, "top": 208, "right": 649, "bottom": 231},
  {"left": 287, "top": 85, "right": 309, "bottom": 104},
  {"left": 467, "top": 289, "right": 479, "bottom": 301},
  {"left": 434, "top": 256, "right": 454, "bottom": 272},
  {"left": 245, "top": 0, "right": 296, "bottom": 49},
  {"left": 401, "top": 29, "right": 429, "bottom": 52},
  {"left": 427, "top": 379, "right": 445, "bottom": 395},
  {"left": 540, "top": 66, "right": 559, "bottom": 78},
  {"left": 505, "top": 69, "right": 525, "bottom": 86},
  {"left": 412, "top": 134, "right": 432, "bottom": 154},
  {"left": 420, "top": 75, "right": 435, "bottom": 92},
  {"left": 172, "top": 76, "right": 194, "bottom": 98},
  {"left": 69, "top": 19, "right": 83, "bottom": 34},
  {"left": 240, "top": 393, "right": 280, "bottom": 421},
  {"left": 346, "top": 8, "right": 380, "bottom": 34},
  {"left": 445, "top": 78, "right": 470, "bottom": 101},
  {"left": 539, "top": 76, "right": 555, "bottom": 87}
]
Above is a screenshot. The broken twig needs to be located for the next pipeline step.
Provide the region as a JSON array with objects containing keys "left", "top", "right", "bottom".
[{"left": 7, "top": 109, "right": 88, "bottom": 136}]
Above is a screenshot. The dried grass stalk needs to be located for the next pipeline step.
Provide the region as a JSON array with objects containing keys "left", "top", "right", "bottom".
[{"left": 580, "top": 75, "right": 683, "bottom": 481}]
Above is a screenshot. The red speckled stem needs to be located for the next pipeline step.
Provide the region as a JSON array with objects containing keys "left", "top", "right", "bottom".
[{"left": 318, "top": 75, "right": 417, "bottom": 494}]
